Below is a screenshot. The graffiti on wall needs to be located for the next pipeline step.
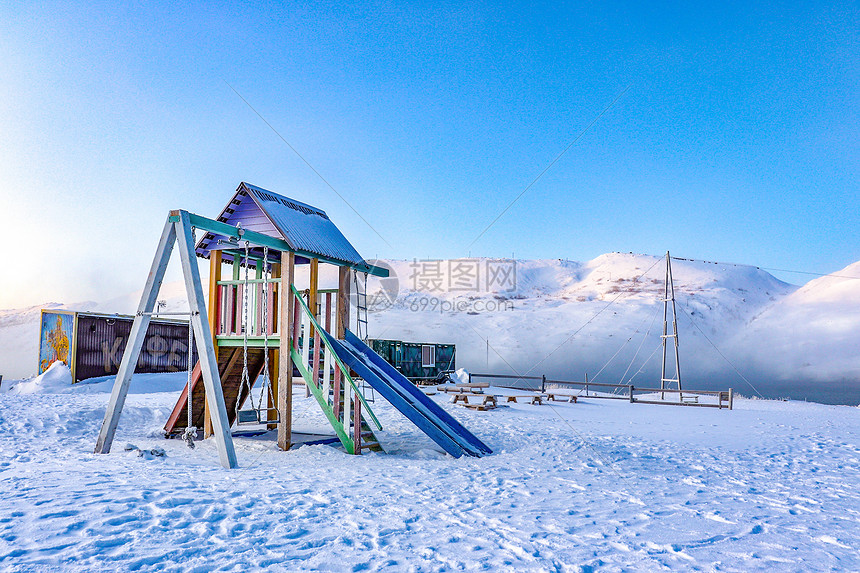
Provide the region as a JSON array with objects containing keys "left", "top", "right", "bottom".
[
  {"left": 39, "top": 312, "right": 73, "bottom": 374},
  {"left": 100, "top": 335, "right": 191, "bottom": 373}
]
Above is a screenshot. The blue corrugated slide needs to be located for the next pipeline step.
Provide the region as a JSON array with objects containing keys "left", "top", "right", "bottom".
[{"left": 322, "top": 329, "right": 492, "bottom": 458}]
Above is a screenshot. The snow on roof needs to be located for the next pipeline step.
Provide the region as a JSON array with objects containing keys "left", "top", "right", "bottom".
[{"left": 195, "top": 182, "right": 366, "bottom": 267}]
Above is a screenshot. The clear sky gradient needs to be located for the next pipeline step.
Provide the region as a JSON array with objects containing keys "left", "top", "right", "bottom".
[{"left": 1, "top": 1, "right": 857, "bottom": 308}]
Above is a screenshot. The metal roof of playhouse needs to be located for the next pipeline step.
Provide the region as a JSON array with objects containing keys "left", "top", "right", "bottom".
[{"left": 195, "top": 182, "right": 378, "bottom": 272}]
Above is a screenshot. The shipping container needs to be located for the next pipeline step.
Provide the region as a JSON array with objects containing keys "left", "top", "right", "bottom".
[
  {"left": 38, "top": 310, "right": 197, "bottom": 383},
  {"left": 368, "top": 338, "right": 455, "bottom": 383}
]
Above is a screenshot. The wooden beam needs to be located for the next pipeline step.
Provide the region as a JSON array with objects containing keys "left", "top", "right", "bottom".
[
  {"left": 204, "top": 250, "right": 222, "bottom": 439},
  {"left": 278, "top": 251, "right": 295, "bottom": 451},
  {"left": 95, "top": 218, "right": 176, "bottom": 455}
]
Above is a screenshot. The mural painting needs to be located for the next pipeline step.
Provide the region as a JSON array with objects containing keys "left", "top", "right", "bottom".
[{"left": 39, "top": 312, "right": 74, "bottom": 374}]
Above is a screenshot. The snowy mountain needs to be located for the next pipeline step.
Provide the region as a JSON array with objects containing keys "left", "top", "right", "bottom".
[
  {"left": 368, "top": 254, "right": 803, "bottom": 397},
  {"left": 726, "top": 260, "right": 860, "bottom": 400},
  {"left": 2, "top": 253, "right": 858, "bottom": 404}
]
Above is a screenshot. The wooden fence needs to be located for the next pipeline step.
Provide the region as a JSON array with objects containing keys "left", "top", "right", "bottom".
[{"left": 465, "top": 373, "right": 733, "bottom": 410}]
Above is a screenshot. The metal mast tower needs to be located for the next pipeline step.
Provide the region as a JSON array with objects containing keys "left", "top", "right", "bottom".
[{"left": 660, "top": 251, "right": 682, "bottom": 397}]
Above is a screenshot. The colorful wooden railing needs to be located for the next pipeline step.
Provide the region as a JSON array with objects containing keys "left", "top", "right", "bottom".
[
  {"left": 215, "top": 278, "right": 280, "bottom": 340},
  {"left": 289, "top": 285, "right": 381, "bottom": 454},
  {"left": 213, "top": 279, "right": 345, "bottom": 346}
]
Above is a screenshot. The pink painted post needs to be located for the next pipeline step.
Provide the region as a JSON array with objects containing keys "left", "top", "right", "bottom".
[
  {"left": 217, "top": 285, "right": 225, "bottom": 335},
  {"left": 235, "top": 284, "right": 244, "bottom": 335},
  {"left": 292, "top": 292, "right": 301, "bottom": 352},
  {"left": 226, "top": 286, "right": 235, "bottom": 334},
  {"left": 312, "top": 330, "right": 321, "bottom": 390},
  {"left": 353, "top": 395, "right": 362, "bottom": 455},
  {"left": 255, "top": 282, "right": 263, "bottom": 336},
  {"left": 333, "top": 368, "right": 342, "bottom": 418},
  {"left": 268, "top": 283, "right": 276, "bottom": 335}
]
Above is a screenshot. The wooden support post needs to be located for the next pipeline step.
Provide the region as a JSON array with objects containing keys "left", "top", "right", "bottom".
[
  {"left": 333, "top": 266, "right": 351, "bottom": 420},
  {"left": 337, "top": 266, "right": 350, "bottom": 339},
  {"left": 307, "top": 258, "right": 319, "bottom": 398},
  {"left": 728, "top": 388, "right": 733, "bottom": 410},
  {"left": 309, "top": 258, "right": 319, "bottom": 323},
  {"left": 323, "top": 292, "right": 333, "bottom": 399},
  {"left": 204, "top": 250, "right": 222, "bottom": 439},
  {"left": 629, "top": 385, "right": 635, "bottom": 403},
  {"left": 278, "top": 252, "right": 295, "bottom": 451},
  {"left": 175, "top": 212, "right": 237, "bottom": 469}
]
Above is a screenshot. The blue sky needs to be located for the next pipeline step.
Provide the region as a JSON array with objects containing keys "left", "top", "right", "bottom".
[{"left": 1, "top": 1, "right": 856, "bottom": 307}]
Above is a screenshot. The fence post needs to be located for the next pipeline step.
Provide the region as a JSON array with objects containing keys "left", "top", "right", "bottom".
[
  {"left": 728, "top": 388, "right": 733, "bottom": 410},
  {"left": 629, "top": 385, "right": 634, "bottom": 403},
  {"left": 541, "top": 374, "right": 546, "bottom": 393}
]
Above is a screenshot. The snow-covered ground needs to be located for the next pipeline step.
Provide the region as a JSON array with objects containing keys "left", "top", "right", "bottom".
[
  {"left": 1, "top": 370, "right": 859, "bottom": 571},
  {"left": 3, "top": 253, "right": 859, "bottom": 404}
]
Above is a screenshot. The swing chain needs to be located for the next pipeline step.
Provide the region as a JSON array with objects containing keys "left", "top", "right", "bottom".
[
  {"left": 235, "top": 241, "right": 252, "bottom": 424},
  {"left": 183, "top": 317, "right": 197, "bottom": 448},
  {"left": 256, "top": 246, "right": 274, "bottom": 417}
]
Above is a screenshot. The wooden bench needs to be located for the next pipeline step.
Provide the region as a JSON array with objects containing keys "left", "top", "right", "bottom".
[
  {"left": 506, "top": 394, "right": 546, "bottom": 404},
  {"left": 457, "top": 382, "right": 490, "bottom": 394},
  {"left": 453, "top": 393, "right": 497, "bottom": 409},
  {"left": 546, "top": 393, "right": 578, "bottom": 403}
]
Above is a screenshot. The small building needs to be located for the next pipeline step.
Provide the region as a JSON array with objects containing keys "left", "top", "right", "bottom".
[
  {"left": 39, "top": 309, "right": 195, "bottom": 383},
  {"left": 368, "top": 338, "right": 455, "bottom": 383}
]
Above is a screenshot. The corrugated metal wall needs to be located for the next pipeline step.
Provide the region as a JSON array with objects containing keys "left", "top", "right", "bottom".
[{"left": 73, "top": 315, "right": 197, "bottom": 382}]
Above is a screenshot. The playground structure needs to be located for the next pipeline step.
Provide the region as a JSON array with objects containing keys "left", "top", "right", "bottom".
[{"left": 94, "top": 182, "right": 491, "bottom": 468}]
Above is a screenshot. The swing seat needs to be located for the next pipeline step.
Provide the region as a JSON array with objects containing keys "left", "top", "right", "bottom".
[
  {"left": 236, "top": 409, "right": 260, "bottom": 425},
  {"left": 236, "top": 408, "right": 280, "bottom": 425}
]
